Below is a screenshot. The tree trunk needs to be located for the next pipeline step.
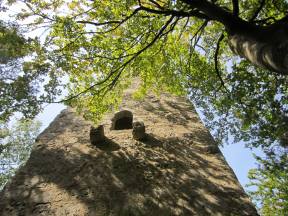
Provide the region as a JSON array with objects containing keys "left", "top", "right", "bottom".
[
  {"left": 181, "top": 0, "right": 288, "bottom": 75},
  {"left": 228, "top": 30, "right": 288, "bottom": 75}
]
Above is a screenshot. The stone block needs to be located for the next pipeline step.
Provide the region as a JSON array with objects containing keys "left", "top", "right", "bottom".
[
  {"left": 90, "top": 125, "right": 105, "bottom": 145},
  {"left": 132, "top": 121, "right": 146, "bottom": 140}
]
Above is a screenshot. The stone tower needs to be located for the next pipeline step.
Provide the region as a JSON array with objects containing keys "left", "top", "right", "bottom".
[{"left": 0, "top": 89, "right": 258, "bottom": 215}]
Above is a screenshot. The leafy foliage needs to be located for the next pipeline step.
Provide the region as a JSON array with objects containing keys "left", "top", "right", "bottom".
[
  {"left": 1, "top": 1, "right": 288, "bottom": 213},
  {"left": 3, "top": 1, "right": 288, "bottom": 146},
  {"left": 0, "top": 19, "right": 63, "bottom": 122},
  {"left": 0, "top": 119, "right": 41, "bottom": 189},
  {"left": 247, "top": 149, "right": 288, "bottom": 215}
]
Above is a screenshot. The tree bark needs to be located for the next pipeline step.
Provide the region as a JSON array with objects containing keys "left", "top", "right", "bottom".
[
  {"left": 181, "top": 0, "right": 288, "bottom": 75},
  {"left": 228, "top": 28, "right": 288, "bottom": 75}
]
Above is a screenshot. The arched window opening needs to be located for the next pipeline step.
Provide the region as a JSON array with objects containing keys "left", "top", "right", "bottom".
[{"left": 111, "top": 110, "right": 133, "bottom": 130}]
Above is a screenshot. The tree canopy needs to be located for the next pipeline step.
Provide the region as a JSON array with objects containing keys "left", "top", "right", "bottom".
[
  {"left": 0, "top": 119, "right": 41, "bottom": 189},
  {"left": 247, "top": 148, "right": 288, "bottom": 215},
  {"left": 0, "top": 2, "right": 62, "bottom": 122},
  {"left": 2, "top": 0, "right": 288, "bottom": 148},
  {"left": 1, "top": 1, "right": 288, "bottom": 213}
]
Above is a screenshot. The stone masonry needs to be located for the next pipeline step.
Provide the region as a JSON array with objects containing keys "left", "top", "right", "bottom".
[{"left": 0, "top": 90, "right": 258, "bottom": 216}]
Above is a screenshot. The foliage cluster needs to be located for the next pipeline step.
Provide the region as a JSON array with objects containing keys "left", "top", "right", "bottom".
[
  {"left": 0, "top": 119, "right": 41, "bottom": 189},
  {"left": 248, "top": 148, "right": 288, "bottom": 215},
  {"left": 0, "top": 18, "right": 63, "bottom": 122},
  {"left": 3, "top": 0, "right": 287, "bottom": 149}
]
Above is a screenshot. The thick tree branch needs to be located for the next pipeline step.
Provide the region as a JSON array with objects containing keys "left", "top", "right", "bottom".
[
  {"left": 180, "top": 0, "right": 254, "bottom": 33},
  {"left": 139, "top": 6, "right": 209, "bottom": 19},
  {"left": 232, "top": 0, "right": 239, "bottom": 16},
  {"left": 180, "top": 0, "right": 232, "bottom": 22}
]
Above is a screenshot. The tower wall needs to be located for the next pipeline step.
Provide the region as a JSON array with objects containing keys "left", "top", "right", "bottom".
[{"left": 0, "top": 92, "right": 258, "bottom": 215}]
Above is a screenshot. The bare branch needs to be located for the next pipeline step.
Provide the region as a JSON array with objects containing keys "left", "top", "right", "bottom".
[
  {"left": 76, "top": 7, "right": 142, "bottom": 35},
  {"left": 214, "top": 33, "right": 228, "bottom": 92},
  {"left": 252, "top": 17, "right": 277, "bottom": 25},
  {"left": 76, "top": 20, "right": 121, "bottom": 26},
  {"left": 177, "top": 17, "right": 190, "bottom": 40},
  {"left": 232, "top": 0, "right": 239, "bottom": 16},
  {"left": 189, "top": 21, "right": 208, "bottom": 52},
  {"left": 24, "top": 1, "right": 54, "bottom": 21},
  {"left": 188, "top": 20, "right": 208, "bottom": 70}
]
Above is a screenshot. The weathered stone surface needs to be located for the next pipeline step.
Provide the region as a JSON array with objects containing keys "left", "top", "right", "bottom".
[
  {"left": 132, "top": 121, "right": 146, "bottom": 140},
  {"left": 202, "top": 145, "right": 220, "bottom": 154},
  {"left": 110, "top": 110, "right": 133, "bottom": 130},
  {"left": 90, "top": 125, "right": 105, "bottom": 145},
  {"left": 0, "top": 90, "right": 258, "bottom": 216}
]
